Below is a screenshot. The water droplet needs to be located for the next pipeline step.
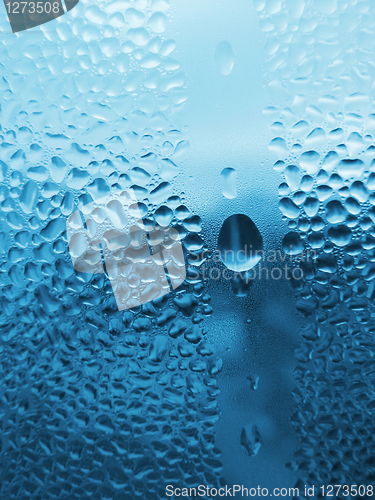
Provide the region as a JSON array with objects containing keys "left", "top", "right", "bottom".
[
  {"left": 282, "top": 231, "right": 304, "bottom": 255},
  {"left": 66, "top": 168, "right": 90, "bottom": 190},
  {"left": 246, "top": 374, "right": 259, "bottom": 390},
  {"left": 304, "top": 197, "right": 319, "bottom": 217},
  {"left": 337, "top": 159, "right": 365, "bottom": 180},
  {"left": 19, "top": 180, "right": 38, "bottom": 214},
  {"left": 300, "top": 175, "right": 314, "bottom": 192},
  {"left": 149, "top": 335, "right": 168, "bottom": 362},
  {"left": 279, "top": 197, "right": 300, "bottom": 218},
  {"left": 268, "top": 137, "right": 289, "bottom": 159},
  {"left": 300, "top": 150, "right": 320, "bottom": 174},
  {"left": 327, "top": 225, "right": 352, "bottom": 247},
  {"left": 241, "top": 424, "right": 261, "bottom": 456},
  {"left": 173, "top": 140, "right": 190, "bottom": 161},
  {"left": 214, "top": 41, "right": 234, "bottom": 76},
  {"left": 218, "top": 214, "right": 263, "bottom": 272},
  {"left": 284, "top": 165, "right": 300, "bottom": 190},
  {"left": 325, "top": 200, "right": 346, "bottom": 224},
  {"left": 305, "top": 127, "right": 326, "bottom": 148},
  {"left": 220, "top": 167, "right": 237, "bottom": 199},
  {"left": 322, "top": 151, "right": 339, "bottom": 172},
  {"left": 154, "top": 205, "right": 173, "bottom": 226},
  {"left": 345, "top": 196, "right": 361, "bottom": 215},
  {"left": 350, "top": 181, "right": 368, "bottom": 202}
]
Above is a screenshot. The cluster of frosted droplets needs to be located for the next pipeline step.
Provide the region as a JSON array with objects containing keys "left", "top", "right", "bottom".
[
  {"left": 257, "top": 0, "right": 375, "bottom": 490},
  {"left": 0, "top": 0, "right": 223, "bottom": 498}
]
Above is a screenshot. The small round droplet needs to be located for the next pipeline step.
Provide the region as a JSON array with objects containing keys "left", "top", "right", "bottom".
[{"left": 214, "top": 41, "right": 234, "bottom": 76}]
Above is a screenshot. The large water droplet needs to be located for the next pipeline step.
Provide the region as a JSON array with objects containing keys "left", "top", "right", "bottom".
[
  {"left": 218, "top": 214, "right": 263, "bottom": 272},
  {"left": 220, "top": 167, "right": 237, "bottom": 199},
  {"left": 214, "top": 41, "right": 234, "bottom": 76}
]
